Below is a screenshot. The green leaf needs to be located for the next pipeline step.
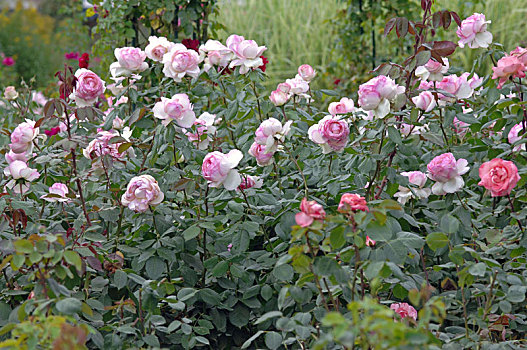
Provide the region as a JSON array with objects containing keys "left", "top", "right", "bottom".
[
  {"left": 199, "top": 288, "right": 221, "bottom": 306},
  {"left": 63, "top": 251, "right": 82, "bottom": 272},
  {"left": 426, "top": 232, "right": 449, "bottom": 251},
  {"left": 255, "top": 311, "right": 283, "bottom": 325},
  {"left": 273, "top": 264, "right": 294, "bottom": 281},
  {"left": 330, "top": 228, "right": 346, "bottom": 249},
  {"left": 229, "top": 304, "right": 250, "bottom": 327},
  {"left": 13, "top": 240, "right": 33, "bottom": 254},
  {"left": 145, "top": 256, "right": 166, "bottom": 280},
  {"left": 440, "top": 214, "right": 459, "bottom": 234},
  {"left": 468, "top": 262, "right": 486, "bottom": 277},
  {"left": 182, "top": 225, "right": 200, "bottom": 241},
  {"left": 55, "top": 298, "right": 82, "bottom": 315},
  {"left": 212, "top": 261, "right": 229, "bottom": 277},
  {"left": 113, "top": 270, "right": 127, "bottom": 289},
  {"left": 265, "top": 331, "right": 282, "bottom": 350},
  {"left": 241, "top": 330, "right": 264, "bottom": 349},
  {"left": 507, "top": 285, "right": 527, "bottom": 303},
  {"left": 387, "top": 126, "right": 402, "bottom": 145}
]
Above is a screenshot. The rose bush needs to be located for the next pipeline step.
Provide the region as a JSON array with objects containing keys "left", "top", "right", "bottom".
[{"left": 0, "top": 1, "right": 526, "bottom": 349}]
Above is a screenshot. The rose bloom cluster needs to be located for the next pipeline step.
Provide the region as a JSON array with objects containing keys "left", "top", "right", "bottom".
[{"left": 269, "top": 64, "right": 315, "bottom": 107}]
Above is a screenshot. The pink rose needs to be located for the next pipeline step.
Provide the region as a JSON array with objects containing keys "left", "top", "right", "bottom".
[
  {"left": 390, "top": 303, "right": 417, "bottom": 321},
  {"left": 110, "top": 47, "right": 149, "bottom": 78},
  {"left": 121, "top": 175, "right": 164, "bottom": 212},
  {"left": 182, "top": 112, "right": 216, "bottom": 150},
  {"left": 427, "top": 153, "right": 469, "bottom": 195},
  {"left": 511, "top": 46, "right": 527, "bottom": 65},
  {"left": 358, "top": 75, "right": 405, "bottom": 119},
  {"left": 308, "top": 115, "right": 350, "bottom": 153},
  {"left": 297, "top": 64, "right": 316, "bottom": 81},
  {"left": 162, "top": 43, "right": 202, "bottom": 82},
  {"left": 41, "top": 183, "right": 70, "bottom": 203},
  {"left": 152, "top": 94, "right": 196, "bottom": 128},
  {"left": 5, "top": 150, "right": 28, "bottom": 164},
  {"left": 254, "top": 118, "right": 292, "bottom": 152},
  {"left": 226, "top": 34, "right": 245, "bottom": 51},
  {"left": 269, "top": 89, "right": 289, "bottom": 106},
  {"left": 32, "top": 91, "right": 47, "bottom": 106},
  {"left": 395, "top": 171, "right": 431, "bottom": 204},
  {"left": 71, "top": 69, "right": 105, "bottom": 107},
  {"left": 453, "top": 117, "right": 470, "bottom": 137},
  {"left": 3, "top": 160, "right": 39, "bottom": 194},
  {"left": 199, "top": 40, "right": 232, "bottom": 72},
  {"left": 238, "top": 175, "right": 263, "bottom": 191},
  {"left": 202, "top": 150, "right": 243, "bottom": 190},
  {"left": 145, "top": 36, "right": 175, "bottom": 62},
  {"left": 456, "top": 13, "right": 493, "bottom": 49},
  {"left": 2, "top": 57, "right": 14, "bottom": 66},
  {"left": 400, "top": 123, "right": 427, "bottom": 137},
  {"left": 478, "top": 158, "right": 520, "bottom": 197},
  {"left": 411, "top": 91, "right": 436, "bottom": 112},
  {"left": 295, "top": 198, "right": 326, "bottom": 227},
  {"left": 277, "top": 83, "right": 291, "bottom": 94},
  {"left": 338, "top": 193, "right": 369, "bottom": 213},
  {"left": 415, "top": 58, "right": 449, "bottom": 81},
  {"left": 436, "top": 74, "right": 474, "bottom": 102},
  {"left": 83, "top": 130, "right": 133, "bottom": 173},
  {"left": 492, "top": 55, "right": 526, "bottom": 89},
  {"left": 508, "top": 123, "right": 525, "bottom": 151},
  {"left": 229, "top": 39, "right": 267, "bottom": 74},
  {"left": 10, "top": 120, "right": 39, "bottom": 154},
  {"left": 328, "top": 97, "right": 355, "bottom": 115},
  {"left": 248, "top": 142, "right": 274, "bottom": 166},
  {"left": 461, "top": 72, "right": 483, "bottom": 89},
  {"left": 285, "top": 77, "right": 309, "bottom": 96}
]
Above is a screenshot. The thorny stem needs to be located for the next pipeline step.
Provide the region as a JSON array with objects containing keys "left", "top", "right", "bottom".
[
  {"left": 366, "top": 123, "right": 386, "bottom": 201},
  {"left": 252, "top": 82, "right": 263, "bottom": 121}
]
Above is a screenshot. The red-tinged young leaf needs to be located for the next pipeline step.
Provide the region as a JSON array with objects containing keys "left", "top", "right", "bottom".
[
  {"left": 396, "top": 18, "right": 409, "bottom": 38},
  {"left": 450, "top": 11, "right": 462, "bottom": 26},
  {"left": 430, "top": 40, "right": 457, "bottom": 57},
  {"left": 442, "top": 11, "right": 452, "bottom": 29},
  {"left": 384, "top": 18, "right": 397, "bottom": 37},
  {"left": 432, "top": 11, "right": 442, "bottom": 29},
  {"left": 34, "top": 117, "right": 45, "bottom": 128},
  {"left": 43, "top": 100, "right": 55, "bottom": 118},
  {"left": 408, "top": 21, "right": 416, "bottom": 35}
]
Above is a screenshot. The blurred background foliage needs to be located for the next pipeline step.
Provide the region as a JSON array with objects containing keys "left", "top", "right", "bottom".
[{"left": 0, "top": 0, "right": 525, "bottom": 92}]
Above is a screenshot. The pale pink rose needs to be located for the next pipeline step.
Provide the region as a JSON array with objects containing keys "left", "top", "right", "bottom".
[
  {"left": 453, "top": 117, "right": 470, "bottom": 137},
  {"left": 427, "top": 153, "right": 469, "bottom": 195},
  {"left": 412, "top": 91, "right": 436, "bottom": 112},
  {"left": 478, "top": 158, "right": 520, "bottom": 197},
  {"left": 269, "top": 89, "right": 289, "bottom": 106},
  {"left": 277, "top": 83, "right": 291, "bottom": 94},
  {"left": 415, "top": 58, "right": 449, "bottom": 81},
  {"left": 32, "top": 91, "right": 47, "bottom": 106},
  {"left": 492, "top": 55, "right": 526, "bottom": 89},
  {"left": 285, "top": 77, "right": 309, "bottom": 96},
  {"left": 145, "top": 36, "right": 175, "bottom": 62},
  {"left": 395, "top": 171, "right": 431, "bottom": 204},
  {"left": 254, "top": 118, "right": 293, "bottom": 153},
  {"left": 41, "top": 183, "right": 70, "bottom": 202},
  {"left": 71, "top": 69, "right": 105, "bottom": 107},
  {"left": 10, "top": 120, "right": 39, "bottom": 154},
  {"left": 297, "top": 64, "right": 316, "bottom": 81},
  {"left": 110, "top": 47, "right": 149, "bottom": 78},
  {"left": 202, "top": 150, "right": 243, "bottom": 190},
  {"left": 390, "top": 303, "right": 417, "bottom": 321},
  {"left": 295, "top": 197, "right": 326, "bottom": 227},
  {"left": 338, "top": 193, "right": 369, "bottom": 213},
  {"left": 366, "top": 236, "right": 376, "bottom": 247},
  {"left": 152, "top": 94, "right": 196, "bottom": 127},
  {"left": 358, "top": 75, "right": 405, "bottom": 119},
  {"left": 199, "top": 40, "right": 232, "bottom": 72},
  {"left": 162, "top": 43, "right": 202, "bottom": 82},
  {"left": 461, "top": 72, "right": 483, "bottom": 89},
  {"left": 308, "top": 115, "right": 350, "bottom": 154},
  {"left": 229, "top": 39, "right": 267, "bottom": 74},
  {"left": 328, "top": 97, "right": 355, "bottom": 115},
  {"left": 511, "top": 46, "right": 527, "bottom": 65},
  {"left": 5, "top": 150, "right": 28, "bottom": 164},
  {"left": 238, "top": 175, "right": 263, "bottom": 191},
  {"left": 436, "top": 74, "right": 474, "bottom": 102},
  {"left": 4, "top": 86, "right": 18, "bottom": 100},
  {"left": 226, "top": 34, "right": 245, "bottom": 51},
  {"left": 400, "top": 123, "right": 428, "bottom": 137},
  {"left": 4, "top": 160, "right": 39, "bottom": 181},
  {"left": 457, "top": 13, "right": 493, "bottom": 49},
  {"left": 182, "top": 112, "right": 216, "bottom": 150},
  {"left": 121, "top": 175, "right": 164, "bottom": 212},
  {"left": 508, "top": 123, "right": 525, "bottom": 151},
  {"left": 83, "top": 130, "right": 133, "bottom": 173},
  {"left": 419, "top": 80, "right": 434, "bottom": 91},
  {"left": 248, "top": 142, "right": 274, "bottom": 166}
]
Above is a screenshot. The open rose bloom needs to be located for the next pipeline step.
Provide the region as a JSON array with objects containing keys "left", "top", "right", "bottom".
[
  {"left": 508, "top": 123, "right": 526, "bottom": 151},
  {"left": 71, "top": 68, "right": 106, "bottom": 107},
  {"left": 3, "top": 160, "right": 40, "bottom": 194},
  {"left": 394, "top": 171, "right": 431, "bottom": 204},
  {"left": 162, "top": 43, "right": 202, "bottom": 81},
  {"left": 478, "top": 158, "right": 520, "bottom": 197},
  {"left": 110, "top": 47, "right": 149, "bottom": 78},
  {"left": 391, "top": 303, "right": 418, "bottom": 321},
  {"left": 427, "top": 153, "right": 469, "bottom": 195},
  {"left": 202, "top": 150, "right": 243, "bottom": 190},
  {"left": 456, "top": 13, "right": 493, "bottom": 49},
  {"left": 358, "top": 75, "right": 405, "bottom": 119},
  {"left": 145, "top": 36, "right": 175, "bottom": 62},
  {"left": 328, "top": 97, "right": 355, "bottom": 116},
  {"left": 338, "top": 193, "right": 369, "bottom": 213},
  {"left": 229, "top": 37, "right": 267, "bottom": 74},
  {"left": 10, "top": 120, "right": 39, "bottom": 154},
  {"left": 248, "top": 142, "right": 275, "bottom": 166},
  {"left": 308, "top": 115, "right": 350, "bottom": 153},
  {"left": 153, "top": 94, "right": 196, "bottom": 127},
  {"left": 122, "top": 175, "right": 164, "bottom": 212},
  {"left": 254, "top": 118, "right": 293, "bottom": 153},
  {"left": 41, "top": 183, "right": 71, "bottom": 203},
  {"left": 199, "top": 39, "right": 233, "bottom": 72},
  {"left": 415, "top": 58, "right": 449, "bottom": 81},
  {"left": 295, "top": 198, "right": 326, "bottom": 227}
]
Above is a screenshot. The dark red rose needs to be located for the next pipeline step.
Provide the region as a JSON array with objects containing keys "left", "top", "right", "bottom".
[
  {"left": 182, "top": 39, "right": 200, "bottom": 52},
  {"left": 259, "top": 55, "right": 268, "bottom": 72},
  {"left": 79, "top": 53, "right": 90, "bottom": 69}
]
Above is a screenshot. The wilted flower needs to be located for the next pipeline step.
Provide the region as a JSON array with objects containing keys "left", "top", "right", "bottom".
[{"left": 4, "top": 86, "right": 18, "bottom": 100}]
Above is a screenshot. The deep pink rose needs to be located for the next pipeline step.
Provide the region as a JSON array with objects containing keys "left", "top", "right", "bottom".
[
  {"left": 492, "top": 55, "right": 526, "bottom": 89},
  {"left": 308, "top": 115, "right": 350, "bottom": 153},
  {"left": 72, "top": 69, "right": 105, "bottom": 107},
  {"left": 390, "top": 303, "right": 417, "bottom": 321},
  {"left": 478, "top": 158, "right": 520, "bottom": 197},
  {"left": 338, "top": 193, "right": 369, "bottom": 213},
  {"left": 202, "top": 150, "right": 243, "bottom": 190},
  {"left": 248, "top": 142, "right": 274, "bottom": 166},
  {"left": 295, "top": 198, "right": 326, "bottom": 227},
  {"left": 366, "top": 236, "right": 376, "bottom": 247},
  {"left": 64, "top": 52, "right": 80, "bottom": 60},
  {"left": 2, "top": 57, "right": 14, "bottom": 66},
  {"left": 427, "top": 153, "right": 469, "bottom": 195}
]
